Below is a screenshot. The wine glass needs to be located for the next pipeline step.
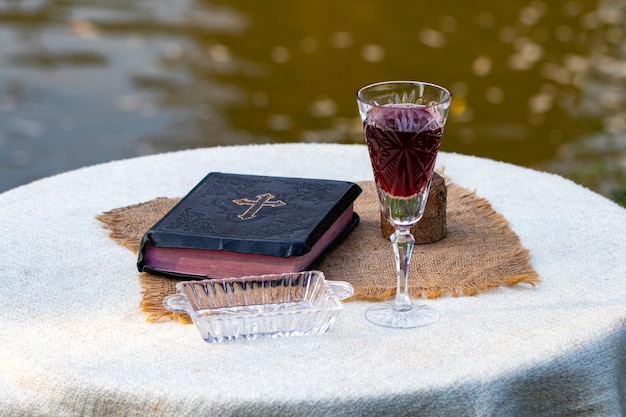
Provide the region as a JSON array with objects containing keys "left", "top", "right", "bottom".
[{"left": 356, "top": 81, "right": 451, "bottom": 328}]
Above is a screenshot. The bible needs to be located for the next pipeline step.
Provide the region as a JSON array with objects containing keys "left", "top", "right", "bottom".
[{"left": 137, "top": 172, "right": 362, "bottom": 279}]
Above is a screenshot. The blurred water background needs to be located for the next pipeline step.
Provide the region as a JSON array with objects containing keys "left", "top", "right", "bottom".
[{"left": 1, "top": 0, "right": 625, "bottom": 205}]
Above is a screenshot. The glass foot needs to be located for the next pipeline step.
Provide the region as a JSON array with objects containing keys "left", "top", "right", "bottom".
[{"left": 365, "top": 303, "right": 439, "bottom": 329}]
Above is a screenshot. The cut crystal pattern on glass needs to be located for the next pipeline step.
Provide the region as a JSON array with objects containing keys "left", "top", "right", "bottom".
[
  {"left": 356, "top": 81, "right": 451, "bottom": 329},
  {"left": 163, "top": 270, "right": 353, "bottom": 343}
]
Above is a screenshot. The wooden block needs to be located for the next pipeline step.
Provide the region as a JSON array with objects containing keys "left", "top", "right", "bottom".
[{"left": 380, "top": 173, "right": 447, "bottom": 244}]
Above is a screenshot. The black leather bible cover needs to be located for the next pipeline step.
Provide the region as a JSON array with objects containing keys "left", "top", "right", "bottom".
[{"left": 137, "top": 172, "right": 362, "bottom": 279}]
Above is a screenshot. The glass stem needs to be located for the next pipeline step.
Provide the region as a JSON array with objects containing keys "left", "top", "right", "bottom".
[{"left": 391, "top": 228, "right": 415, "bottom": 312}]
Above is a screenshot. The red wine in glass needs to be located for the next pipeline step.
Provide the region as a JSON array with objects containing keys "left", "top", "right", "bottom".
[
  {"left": 356, "top": 80, "right": 450, "bottom": 329},
  {"left": 365, "top": 104, "right": 443, "bottom": 228}
]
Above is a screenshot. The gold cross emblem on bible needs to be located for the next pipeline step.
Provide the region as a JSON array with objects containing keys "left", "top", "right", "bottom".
[{"left": 232, "top": 193, "right": 286, "bottom": 220}]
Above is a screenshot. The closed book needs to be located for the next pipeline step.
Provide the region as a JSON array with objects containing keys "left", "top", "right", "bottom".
[{"left": 137, "top": 172, "right": 362, "bottom": 279}]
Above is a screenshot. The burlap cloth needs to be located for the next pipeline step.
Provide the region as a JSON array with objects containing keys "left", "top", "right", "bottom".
[{"left": 97, "top": 180, "right": 539, "bottom": 323}]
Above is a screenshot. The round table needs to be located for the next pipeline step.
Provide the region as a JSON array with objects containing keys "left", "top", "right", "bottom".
[{"left": 1, "top": 144, "right": 625, "bottom": 416}]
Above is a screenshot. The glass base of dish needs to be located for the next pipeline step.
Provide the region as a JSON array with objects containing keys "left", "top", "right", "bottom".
[{"left": 365, "top": 303, "right": 439, "bottom": 329}]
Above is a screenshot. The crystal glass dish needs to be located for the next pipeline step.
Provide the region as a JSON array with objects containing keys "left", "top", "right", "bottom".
[{"left": 163, "top": 270, "right": 353, "bottom": 343}]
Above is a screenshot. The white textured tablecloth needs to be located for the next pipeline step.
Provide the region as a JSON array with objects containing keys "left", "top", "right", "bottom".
[{"left": 0, "top": 143, "right": 625, "bottom": 417}]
